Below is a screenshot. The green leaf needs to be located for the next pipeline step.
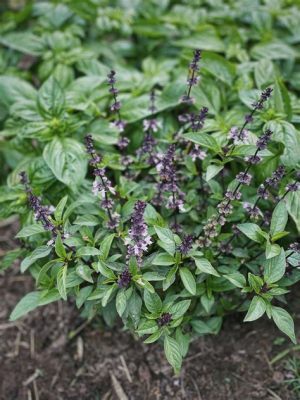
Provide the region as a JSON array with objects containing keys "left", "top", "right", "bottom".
[
  {"left": 251, "top": 40, "right": 296, "bottom": 60},
  {"left": 74, "top": 215, "right": 100, "bottom": 226},
  {"left": 143, "top": 330, "right": 162, "bottom": 344},
  {"left": 55, "top": 234, "right": 66, "bottom": 259},
  {"left": 76, "top": 246, "right": 101, "bottom": 257},
  {"left": 20, "top": 246, "right": 52, "bottom": 273},
  {"left": 175, "top": 328, "right": 190, "bottom": 357},
  {"left": 271, "top": 306, "right": 297, "bottom": 344},
  {"left": 164, "top": 335, "right": 182, "bottom": 374},
  {"left": 154, "top": 226, "right": 176, "bottom": 255},
  {"left": 153, "top": 253, "right": 175, "bottom": 266},
  {"left": 201, "top": 52, "right": 236, "bottom": 85},
  {"left": 244, "top": 296, "right": 266, "bottom": 322},
  {"left": 184, "top": 132, "right": 221, "bottom": 152},
  {"left": 173, "top": 26, "right": 224, "bottom": 52},
  {"left": 194, "top": 258, "right": 220, "bottom": 277},
  {"left": 201, "top": 293, "right": 215, "bottom": 314},
  {"left": 163, "top": 265, "right": 178, "bottom": 291},
  {"left": 16, "top": 224, "right": 45, "bottom": 238},
  {"left": 144, "top": 290, "right": 162, "bottom": 314},
  {"left": 248, "top": 273, "right": 263, "bottom": 294},
  {"left": 191, "top": 316, "right": 222, "bottom": 335},
  {"left": 254, "top": 59, "right": 276, "bottom": 88},
  {"left": 137, "top": 319, "right": 158, "bottom": 335},
  {"left": 43, "top": 137, "right": 87, "bottom": 188},
  {"left": 169, "top": 300, "right": 191, "bottom": 319},
  {"left": 102, "top": 284, "right": 117, "bottom": 307},
  {"left": 264, "top": 248, "right": 286, "bottom": 284},
  {"left": 179, "top": 267, "right": 196, "bottom": 295},
  {"left": 116, "top": 290, "right": 127, "bottom": 317},
  {"left": 270, "top": 202, "right": 288, "bottom": 237},
  {"left": 0, "top": 32, "right": 44, "bottom": 56},
  {"left": 266, "top": 242, "right": 281, "bottom": 259},
  {"left": 57, "top": 264, "right": 68, "bottom": 300},
  {"left": 76, "top": 286, "right": 93, "bottom": 309},
  {"left": 10, "top": 292, "right": 40, "bottom": 321},
  {"left": 205, "top": 164, "right": 223, "bottom": 182},
  {"left": 237, "top": 223, "right": 265, "bottom": 243},
  {"left": 54, "top": 195, "right": 68, "bottom": 222},
  {"left": 286, "top": 191, "right": 300, "bottom": 234},
  {"left": 99, "top": 234, "right": 115, "bottom": 260},
  {"left": 224, "top": 272, "right": 246, "bottom": 288},
  {"left": 38, "top": 76, "right": 65, "bottom": 117},
  {"left": 76, "top": 264, "right": 94, "bottom": 283}
]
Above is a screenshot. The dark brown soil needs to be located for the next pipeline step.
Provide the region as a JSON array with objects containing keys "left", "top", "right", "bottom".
[{"left": 1, "top": 223, "right": 299, "bottom": 400}]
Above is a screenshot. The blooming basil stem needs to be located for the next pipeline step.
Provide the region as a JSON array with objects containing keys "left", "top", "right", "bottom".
[
  {"left": 198, "top": 129, "right": 274, "bottom": 248},
  {"left": 84, "top": 134, "right": 120, "bottom": 230},
  {"left": 137, "top": 89, "right": 159, "bottom": 165},
  {"left": 107, "top": 70, "right": 129, "bottom": 150},
  {"left": 125, "top": 200, "right": 152, "bottom": 267},
  {"left": 181, "top": 49, "right": 201, "bottom": 104},
  {"left": 153, "top": 144, "right": 184, "bottom": 231},
  {"left": 19, "top": 172, "right": 71, "bottom": 248},
  {"left": 227, "top": 87, "right": 273, "bottom": 154}
]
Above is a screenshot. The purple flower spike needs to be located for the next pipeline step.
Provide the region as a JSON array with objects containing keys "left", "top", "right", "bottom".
[
  {"left": 181, "top": 49, "right": 202, "bottom": 104},
  {"left": 157, "top": 312, "right": 172, "bottom": 327},
  {"left": 236, "top": 172, "right": 252, "bottom": 185},
  {"left": 126, "top": 200, "right": 152, "bottom": 267},
  {"left": 117, "top": 268, "right": 131, "bottom": 288},
  {"left": 19, "top": 172, "right": 56, "bottom": 234},
  {"left": 178, "top": 234, "right": 194, "bottom": 255}
]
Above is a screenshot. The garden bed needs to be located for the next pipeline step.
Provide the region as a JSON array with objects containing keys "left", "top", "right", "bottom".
[{"left": 1, "top": 225, "right": 299, "bottom": 400}]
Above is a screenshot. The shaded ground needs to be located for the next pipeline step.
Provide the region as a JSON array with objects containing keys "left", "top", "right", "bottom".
[{"left": 1, "top": 223, "right": 300, "bottom": 400}]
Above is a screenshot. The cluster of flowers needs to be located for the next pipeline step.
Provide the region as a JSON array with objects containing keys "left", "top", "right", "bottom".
[
  {"left": 228, "top": 87, "right": 273, "bottom": 149},
  {"left": 19, "top": 171, "right": 56, "bottom": 233},
  {"left": 84, "top": 134, "right": 120, "bottom": 230},
  {"left": 107, "top": 70, "right": 129, "bottom": 150},
  {"left": 243, "top": 165, "right": 286, "bottom": 219},
  {"left": 125, "top": 200, "right": 152, "bottom": 267},
  {"left": 137, "top": 90, "right": 159, "bottom": 166},
  {"left": 153, "top": 144, "right": 185, "bottom": 213},
  {"left": 198, "top": 126, "right": 274, "bottom": 247},
  {"left": 181, "top": 49, "right": 201, "bottom": 104}
]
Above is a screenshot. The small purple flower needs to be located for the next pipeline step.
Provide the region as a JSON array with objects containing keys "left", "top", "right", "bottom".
[
  {"left": 178, "top": 234, "right": 194, "bottom": 255},
  {"left": 245, "top": 155, "right": 262, "bottom": 165},
  {"left": 252, "top": 87, "right": 273, "bottom": 110},
  {"left": 126, "top": 200, "right": 152, "bottom": 267},
  {"left": 157, "top": 312, "right": 172, "bottom": 327},
  {"left": 265, "top": 165, "right": 285, "bottom": 188},
  {"left": 225, "top": 190, "right": 242, "bottom": 201},
  {"left": 257, "top": 184, "right": 269, "bottom": 199},
  {"left": 197, "top": 236, "right": 212, "bottom": 248},
  {"left": 107, "top": 212, "right": 120, "bottom": 230},
  {"left": 111, "top": 120, "right": 126, "bottom": 133},
  {"left": 243, "top": 202, "right": 261, "bottom": 219},
  {"left": 203, "top": 217, "right": 219, "bottom": 239},
  {"left": 117, "top": 136, "right": 130, "bottom": 150},
  {"left": 229, "top": 127, "right": 249, "bottom": 144},
  {"left": 217, "top": 200, "right": 233, "bottom": 216},
  {"left": 117, "top": 268, "right": 131, "bottom": 288},
  {"left": 236, "top": 172, "right": 252, "bottom": 185},
  {"left": 256, "top": 129, "right": 272, "bottom": 150},
  {"left": 190, "top": 107, "right": 209, "bottom": 132},
  {"left": 244, "top": 114, "right": 253, "bottom": 123},
  {"left": 219, "top": 241, "right": 233, "bottom": 254},
  {"left": 286, "top": 182, "right": 300, "bottom": 192},
  {"left": 190, "top": 145, "right": 207, "bottom": 161},
  {"left": 143, "top": 118, "right": 160, "bottom": 133}
]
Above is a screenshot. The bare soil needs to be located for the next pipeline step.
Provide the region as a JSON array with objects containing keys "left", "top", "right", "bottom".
[{"left": 1, "top": 223, "right": 299, "bottom": 400}]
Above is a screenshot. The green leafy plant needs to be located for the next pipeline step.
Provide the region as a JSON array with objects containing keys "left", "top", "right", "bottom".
[{"left": 0, "top": 1, "right": 300, "bottom": 374}]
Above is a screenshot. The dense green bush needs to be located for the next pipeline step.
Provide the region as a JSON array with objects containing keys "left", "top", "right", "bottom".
[{"left": 0, "top": 1, "right": 299, "bottom": 372}]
